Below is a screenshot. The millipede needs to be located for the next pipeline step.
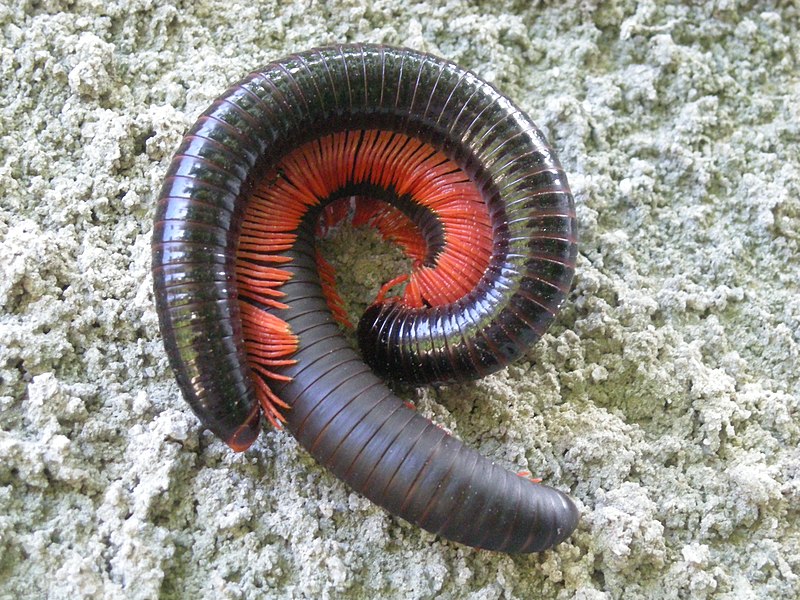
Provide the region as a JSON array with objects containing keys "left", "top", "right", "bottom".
[{"left": 152, "top": 44, "right": 579, "bottom": 553}]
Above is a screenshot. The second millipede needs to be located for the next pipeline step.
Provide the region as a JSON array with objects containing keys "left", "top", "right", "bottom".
[{"left": 152, "top": 44, "right": 579, "bottom": 553}]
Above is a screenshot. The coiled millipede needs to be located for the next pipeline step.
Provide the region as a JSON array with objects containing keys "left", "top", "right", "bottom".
[{"left": 152, "top": 44, "right": 579, "bottom": 553}]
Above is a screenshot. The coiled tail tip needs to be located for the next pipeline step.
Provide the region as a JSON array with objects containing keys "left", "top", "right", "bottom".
[{"left": 221, "top": 405, "right": 262, "bottom": 452}]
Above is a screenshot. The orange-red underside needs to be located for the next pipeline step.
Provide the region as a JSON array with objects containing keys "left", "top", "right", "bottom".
[{"left": 235, "top": 130, "right": 492, "bottom": 426}]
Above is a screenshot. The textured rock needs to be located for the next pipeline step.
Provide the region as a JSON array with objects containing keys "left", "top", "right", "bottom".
[{"left": 1, "top": 1, "right": 798, "bottom": 598}]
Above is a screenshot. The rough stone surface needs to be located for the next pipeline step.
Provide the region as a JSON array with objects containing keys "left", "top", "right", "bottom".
[{"left": 1, "top": 1, "right": 798, "bottom": 598}]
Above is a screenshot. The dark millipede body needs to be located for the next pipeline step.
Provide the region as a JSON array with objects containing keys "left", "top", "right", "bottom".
[{"left": 152, "top": 44, "right": 579, "bottom": 553}]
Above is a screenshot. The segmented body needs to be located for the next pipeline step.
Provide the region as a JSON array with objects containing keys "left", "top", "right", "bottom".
[{"left": 152, "top": 44, "right": 579, "bottom": 552}]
